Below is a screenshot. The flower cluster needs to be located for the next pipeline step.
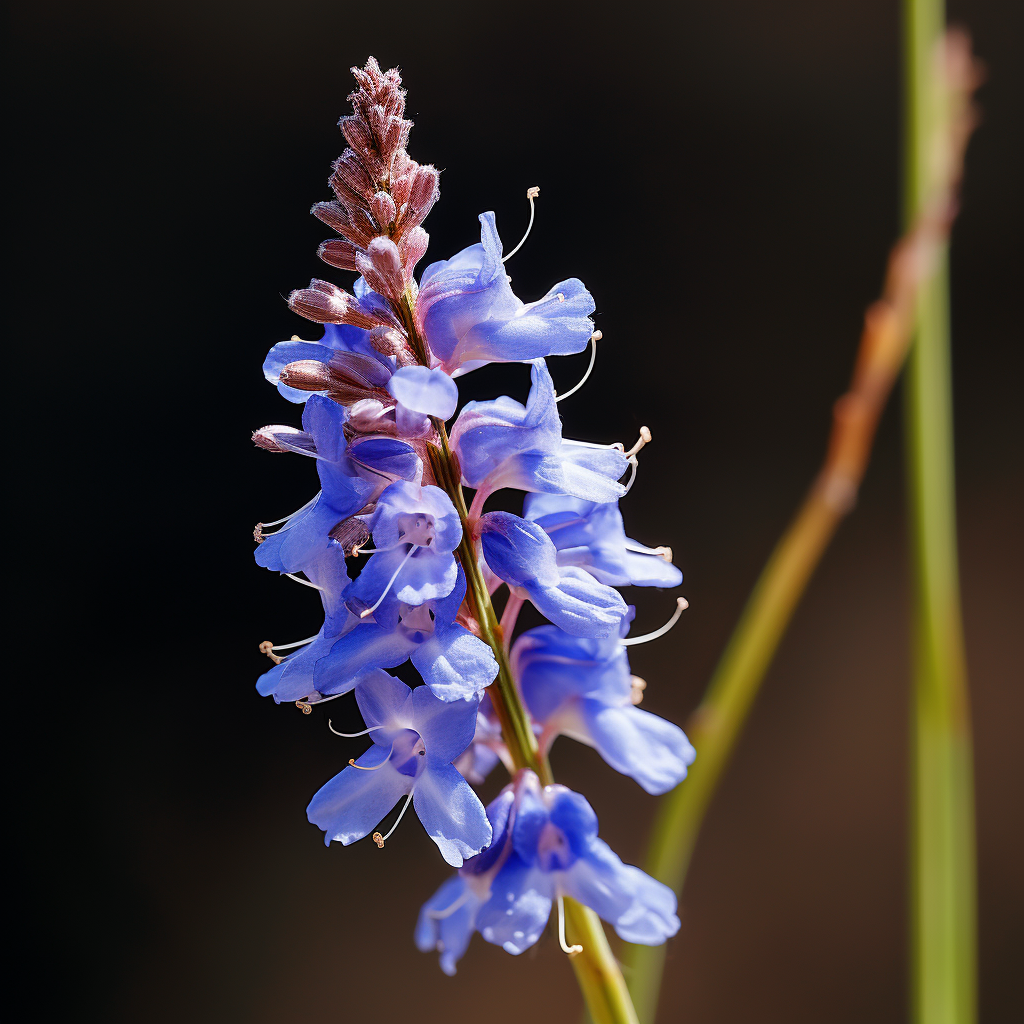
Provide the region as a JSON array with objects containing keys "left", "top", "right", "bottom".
[{"left": 253, "top": 58, "right": 693, "bottom": 971}]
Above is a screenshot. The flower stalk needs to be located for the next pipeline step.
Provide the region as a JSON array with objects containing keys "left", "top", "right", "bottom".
[
  {"left": 624, "top": 30, "right": 980, "bottom": 1021},
  {"left": 411, "top": 297, "right": 639, "bottom": 1024},
  {"left": 903, "top": 4, "right": 978, "bottom": 1022}
]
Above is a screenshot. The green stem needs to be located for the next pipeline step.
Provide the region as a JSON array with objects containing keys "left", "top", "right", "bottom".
[
  {"left": 402, "top": 290, "right": 638, "bottom": 1024},
  {"left": 903, "top": 4, "right": 977, "bottom": 1021}
]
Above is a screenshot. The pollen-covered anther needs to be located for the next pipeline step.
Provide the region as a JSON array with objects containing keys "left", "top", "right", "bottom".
[
  {"left": 253, "top": 523, "right": 264, "bottom": 543},
  {"left": 372, "top": 832, "right": 385, "bottom": 848},
  {"left": 625, "top": 426, "right": 652, "bottom": 459},
  {"left": 591, "top": 330, "right": 603, "bottom": 342},
  {"left": 295, "top": 701, "right": 313, "bottom": 715},
  {"left": 630, "top": 675, "right": 647, "bottom": 705},
  {"left": 259, "top": 640, "right": 283, "bottom": 665},
  {"left": 653, "top": 545, "right": 673, "bottom": 562}
]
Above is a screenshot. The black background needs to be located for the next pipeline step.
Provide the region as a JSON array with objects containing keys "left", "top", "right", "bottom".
[{"left": 13, "top": 1, "right": 1022, "bottom": 1021}]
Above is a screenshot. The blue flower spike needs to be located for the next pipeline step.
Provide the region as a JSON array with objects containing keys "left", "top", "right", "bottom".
[{"left": 251, "top": 58, "right": 694, "bottom": 990}]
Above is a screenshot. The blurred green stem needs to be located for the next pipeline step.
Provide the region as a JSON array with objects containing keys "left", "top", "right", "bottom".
[
  {"left": 903, "top": 2, "right": 977, "bottom": 1021},
  {"left": 625, "top": 19, "right": 978, "bottom": 1016}
]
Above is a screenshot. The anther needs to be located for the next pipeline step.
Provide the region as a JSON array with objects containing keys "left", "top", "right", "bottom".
[
  {"left": 555, "top": 332, "right": 600, "bottom": 404},
  {"left": 254, "top": 523, "right": 264, "bottom": 543},
  {"left": 502, "top": 186, "right": 540, "bottom": 264},
  {"left": 373, "top": 790, "right": 415, "bottom": 848},
  {"left": 348, "top": 743, "right": 394, "bottom": 770},
  {"left": 630, "top": 675, "right": 648, "bottom": 706},
  {"left": 621, "top": 597, "right": 688, "bottom": 647},
  {"left": 259, "top": 640, "right": 283, "bottom": 665},
  {"left": 625, "top": 426, "right": 652, "bottom": 460},
  {"left": 295, "top": 701, "right": 313, "bottom": 714}
]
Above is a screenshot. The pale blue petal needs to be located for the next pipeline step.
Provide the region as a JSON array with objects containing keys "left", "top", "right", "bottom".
[
  {"left": 388, "top": 365, "right": 459, "bottom": 419},
  {"left": 306, "top": 754, "right": 411, "bottom": 846},
  {"left": 414, "top": 760, "right": 492, "bottom": 867},
  {"left": 410, "top": 685, "right": 479, "bottom": 764}
]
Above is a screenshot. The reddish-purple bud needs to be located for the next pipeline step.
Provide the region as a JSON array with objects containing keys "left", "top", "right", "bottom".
[
  {"left": 370, "top": 191, "right": 397, "bottom": 229},
  {"left": 399, "top": 227, "right": 429, "bottom": 277},
  {"left": 355, "top": 237, "right": 406, "bottom": 301},
  {"left": 287, "top": 279, "right": 397, "bottom": 329},
  {"left": 318, "top": 238, "right": 362, "bottom": 272}
]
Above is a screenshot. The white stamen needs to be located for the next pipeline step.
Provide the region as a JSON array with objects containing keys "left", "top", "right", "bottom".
[
  {"left": 258, "top": 493, "right": 317, "bottom": 532},
  {"left": 561, "top": 438, "right": 626, "bottom": 452},
  {"left": 621, "top": 597, "right": 688, "bottom": 647},
  {"left": 328, "top": 722, "right": 387, "bottom": 738},
  {"left": 348, "top": 743, "right": 394, "bottom": 770},
  {"left": 374, "top": 790, "right": 415, "bottom": 847},
  {"left": 263, "top": 634, "right": 318, "bottom": 653},
  {"left": 625, "top": 426, "right": 652, "bottom": 459},
  {"left": 556, "top": 895, "right": 583, "bottom": 957},
  {"left": 426, "top": 888, "right": 472, "bottom": 920},
  {"left": 285, "top": 572, "right": 325, "bottom": 591},
  {"left": 623, "top": 540, "right": 673, "bottom": 561},
  {"left": 360, "top": 545, "right": 418, "bottom": 618},
  {"left": 555, "top": 332, "right": 600, "bottom": 404},
  {"left": 502, "top": 186, "right": 540, "bottom": 264}
]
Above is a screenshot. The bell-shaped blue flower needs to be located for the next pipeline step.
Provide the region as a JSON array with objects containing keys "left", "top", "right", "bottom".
[
  {"left": 342, "top": 480, "right": 461, "bottom": 623},
  {"left": 450, "top": 360, "right": 627, "bottom": 507},
  {"left": 479, "top": 511, "right": 628, "bottom": 638},
  {"left": 308, "top": 672, "right": 492, "bottom": 867},
  {"left": 313, "top": 567, "right": 499, "bottom": 702},
  {"left": 511, "top": 614, "right": 695, "bottom": 795},
  {"left": 523, "top": 492, "right": 683, "bottom": 589},
  {"left": 416, "top": 773, "right": 679, "bottom": 973},
  {"left": 416, "top": 212, "right": 596, "bottom": 376}
]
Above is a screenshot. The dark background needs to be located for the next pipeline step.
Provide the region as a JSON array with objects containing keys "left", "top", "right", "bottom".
[{"left": 14, "top": 1, "right": 1021, "bottom": 1021}]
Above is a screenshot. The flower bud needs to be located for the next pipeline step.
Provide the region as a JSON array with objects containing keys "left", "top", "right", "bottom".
[
  {"left": 371, "top": 191, "right": 397, "bottom": 230},
  {"left": 318, "top": 237, "right": 361, "bottom": 272}
]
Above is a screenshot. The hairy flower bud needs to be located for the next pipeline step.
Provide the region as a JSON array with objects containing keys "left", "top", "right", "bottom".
[
  {"left": 318, "top": 237, "right": 361, "bottom": 272},
  {"left": 356, "top": 237, "right": 406, "bottom": 301},
  {"left": 287, "top": 279, "right": 401, "bottom": 329},
  {"left": 370, "top": 191, "right": 397, "bottom": 230}
]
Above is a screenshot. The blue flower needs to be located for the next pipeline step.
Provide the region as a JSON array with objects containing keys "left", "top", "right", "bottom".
[
  {"left": 342, "top": 479, "right": 462, "bottom": 623},
  {"left": 254, "top": 396, "right": 421, "bottom": 584},
  {"left": 307, "top": 672, "right": 492, "bottom": 867},
  {"left": 387, "top": 365, "right": 459, "bottom": 435},
  {"left": 450, "top": 360, "right": 627, "bottom": 507},
  {"left": 416, "top": 212, "right": 595, "bottom": 376},
  {"left": 523, "top": 492, "right": 683, "bottom": 589},
  {"left": 313, "top": 566, "right": 498, "bottom": 702},
  {"left": 479, "top": 511, "right": 628, "bottom": 638},
  {"left": 511, "top": 615, "right": 696, "bottom": 795},
  {"left": 416, "top": 773, "right": 679, "bottom": 972}
]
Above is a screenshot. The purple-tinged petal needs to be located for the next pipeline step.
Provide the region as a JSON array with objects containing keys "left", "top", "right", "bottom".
[
  {"left": 411, "top": 624, "right": 498, "bottom": 701},
  {"left": 409, "top": 686, "right": 479, "bottom": 764},
  {"left": 476, "top": 855, "right": 553, "bottom": 955},
  {"left": 307, "top": 753, "right": 411, "bottom": 846},
  {"left": 388, "top": 365, "right": 458, "bottom": 420},
  {"left": 353, "top": 672, "right": 413, "bottom": 736},
  {"left": 414, "top": 760, "right": 492, "bottom": 867}
]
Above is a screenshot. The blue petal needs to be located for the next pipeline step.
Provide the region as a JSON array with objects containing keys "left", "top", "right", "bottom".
[
  {"left": 479, "top": 512, "right": 561, "bottom": 590},
  {"left": 255, "top": 628, "right": 336, "bottom": 703},
  {"left": 313, "top": 624, "right": 414, "bottom": 695},
  {"left": 368, "top": 481, "right": 461, "bottom": 553},
  {"left": 347, "top": 437, "right": 422, "bottom": 482},
  {"left": 548, "top": 786, "right": 601, "bottom": 855},
  {"left": 460, "top": 277, "right": 594, "bottom": 366},
  {"left": 410, "top": 685, "right": 479, "bottom": 764},
  {"left": 388, "top": 365, "right": 459, "bottom": 419},
  {"left": 302, "top": 394, "right": 349, "bottom": 463},
  {"left": 411, "top": 623, "right": 498, "bottom": 701},
  {"left": 414, "top": 760, "right": 493, "bottom": 867},
  {"left": 580, "top": 700, "right": 695, "bottom": 794},
  {"left": 527, "top": 566, "right": 629, "bottom": 639},
  {"left": 354, "top": 671, "right": 413, "bottom": 735},
  {"left": 263, "top": 340, "right": 334, "bottom": 403},
  {"left": 306, "top": 753, "right": 412, "bottom": 846},
  {"left": 476, "top": 854, "right": 553, "bottom": 955},
  {"left": 562, "top": 839, "right": 680, "bottom": 945},
  {"left": 344, "top": 547, "right": 457, "bottom": 621},
  {"left": 415, "top": 875, "right": 480, "bottom": 976},
  {"left": 464, "top": 788, "right": 516, "bottom": 876}
]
